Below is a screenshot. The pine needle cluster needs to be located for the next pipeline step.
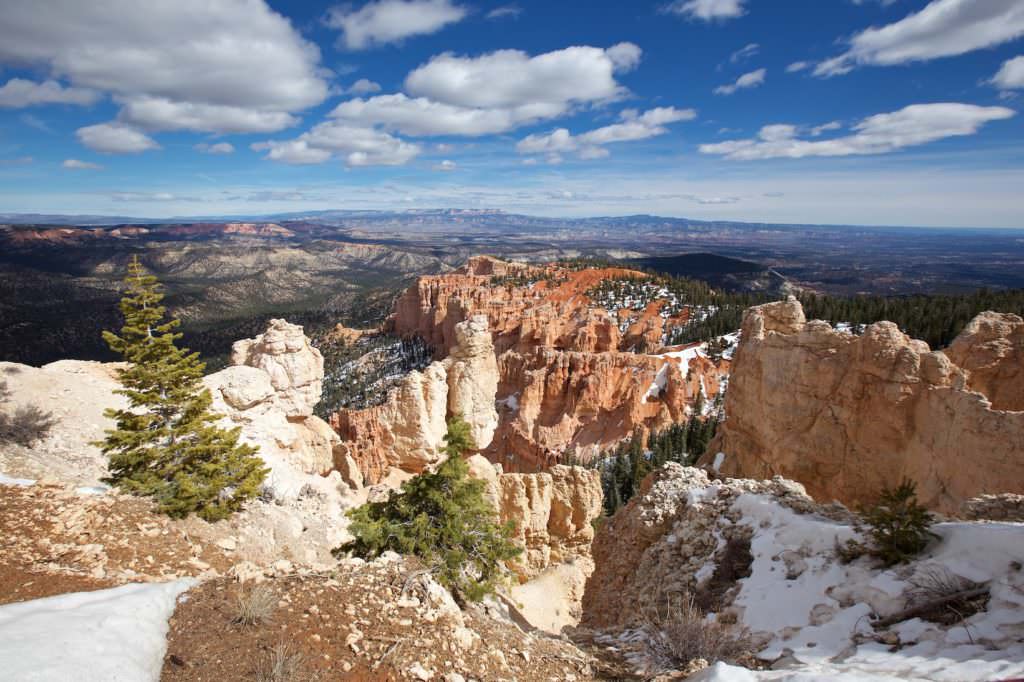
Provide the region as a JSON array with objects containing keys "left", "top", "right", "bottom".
[
  {"left": 336, "top": 415, "right": 520, "bottom": 602},
  {"left": 97, "top": 257, "right": 268, "bottom": 521}
]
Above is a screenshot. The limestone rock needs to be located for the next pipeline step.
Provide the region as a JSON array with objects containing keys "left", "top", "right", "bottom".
[
  {"left": 331, "top": 362, "right": 449, "bottom": 483},
  {"left": 703, "top": 301, "right": 1024, "bottom": 513},
  {"left": 231, "top": 319, "right": 324, "bottom": 417},
  {"left": 945, "top": 311, "right": 1024, "bottom": 411},
  {"left": 443, "top": 315, "right": 499, "bottom": 449}
]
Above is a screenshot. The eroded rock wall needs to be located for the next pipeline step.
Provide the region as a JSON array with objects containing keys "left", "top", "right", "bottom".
[{"left": 703, "top": 299, "right": 1024, "bottom": 513}]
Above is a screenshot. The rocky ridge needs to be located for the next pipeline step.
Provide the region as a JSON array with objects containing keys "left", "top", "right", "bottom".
[{"left": 703, "top": 298, "right": 1024, "bottom": 513}]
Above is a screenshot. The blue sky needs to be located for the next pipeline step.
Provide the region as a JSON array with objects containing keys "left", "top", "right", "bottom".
[{"left": 1, "top": 0, "right": 1023, "bottom": 227}]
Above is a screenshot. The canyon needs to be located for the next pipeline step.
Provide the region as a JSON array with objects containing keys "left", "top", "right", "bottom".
[{"left": 332, "top": 256, "right": 729, "bottom": 479}]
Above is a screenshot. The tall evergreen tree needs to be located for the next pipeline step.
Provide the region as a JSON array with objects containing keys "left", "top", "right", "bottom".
[{"left": 98, "top": 256, "right": 267, "bottom": 521}]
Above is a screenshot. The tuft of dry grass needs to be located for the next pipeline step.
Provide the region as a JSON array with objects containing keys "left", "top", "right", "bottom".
[
  {"left": 642, "top": 593, "right": 753, "bottom": 671},
  {"left": 233, "top": 583, "right": 277, "bottom": 626},
  {"left": 906, "top": 565, "right": 989, "bottom": 625},
  {"left": 254, "top": 643, "right": 308, "bottom": 682}
]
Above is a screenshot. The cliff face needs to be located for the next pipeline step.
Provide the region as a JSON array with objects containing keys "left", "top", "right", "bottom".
[
  {"left": 330, "top": 315, "right": 501, "bottom": 484},
  {"left": 373, "top": 257, "right": 726, "bottom": 473},
  {"left": 704, "top": 299, "right": 1024, "bottom": 513}
]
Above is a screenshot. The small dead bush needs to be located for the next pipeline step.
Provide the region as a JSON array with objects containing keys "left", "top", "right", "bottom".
[
  {"left": 906, "top": 565, "right": 989, "bottom": 625},
  {"left": 254, "top": 643, "right": 308, "bottom": 682},
  {"left": 233, "top": 583, "right": 277, "bottom": 626},
  {"left": 643, "top": 593, "right": 753, "bottom": 671},
  {"left": 0, "top": 403, "right": 57, "bottom": 446}
]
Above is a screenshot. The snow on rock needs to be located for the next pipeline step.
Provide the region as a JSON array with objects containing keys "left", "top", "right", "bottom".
[
  {"left": 583, "top": 464, "right": 1024, "bottom": 680},
  {"left": 0, "top": 580, "right": 194, "bottom": 682}
]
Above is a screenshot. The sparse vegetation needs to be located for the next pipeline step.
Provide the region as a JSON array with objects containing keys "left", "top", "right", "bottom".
[
  {"left": 254, "top": 643, "right": 308, "bottom": 682},
  {"left": 904, "top": 565, "right": 989, "bottom": 625},
  {"left": 96, "top": 257, "right": 268, "bottom": 522},
  {"left": 335, "top": 416, "right": 520, "bottom": 602},
  {"left": 0, "top": 378, "right": 57, "bottom": 446},
  {"left": 642, "top": 593, "right": 753, "bottom": 671},
  {"left": 233, "top": 583, "right": 278, "bottom": 626},
  {"left": 839, "top": 480, "right": 938, "bottom": 568}
]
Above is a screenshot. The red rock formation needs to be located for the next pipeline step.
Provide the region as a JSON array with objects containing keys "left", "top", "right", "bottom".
[
  {"left": 373, "top": 257, "right": 729, "bottom": 472},
  {"left": 703, "top": 299, "right": 1024, "bottom": 513}
]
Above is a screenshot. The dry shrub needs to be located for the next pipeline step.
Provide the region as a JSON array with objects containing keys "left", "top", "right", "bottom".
[
  {"left": 233, "top": 583, "right": 277, "bottom": 626},
  {"left": 643, "top": 593, "right": 753, "bottom": 671},
  {"left": 906, "top": 565, "right": 989, "bottom": 625},
  {"left": 254, "top": 643, "right": 308, "bottom": 682},
  {"left": 0, "top": 403, "right": 58, "bottom": 446}
]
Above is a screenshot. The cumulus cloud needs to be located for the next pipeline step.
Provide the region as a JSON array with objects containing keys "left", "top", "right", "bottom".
[
  {"left": 194, "top": 142, "right": 235, "bottom": 154},
  {"left": 118, "top": 97, "right": 297, "bottom": 134},
  {"left": 253, "top": 120, "right": 420, "bottom": 167},
  {"left": 714, "top": 68, "right": 766, "bottom": 95},
  {"left": 76, "top": 123, "right": 160, "bottom": 154},
  {"left": 0, "top": 78, "right": 98, "bottom": 108},
  {"left": 517, "top": 106, "right": 696, "bottom": 159},
  {"left": 326, "top": 0, "right": 467, "bottom": 50},
  {"left": 786, "top": 61, "right": 810, "bottom": 73},
  {"left": 991, "top": 56, "right": 1024, "bottom": 90},
  {"left": 815, "top": 0, "right": 1024, "bottom": 77},
  {"left": 664, "top": 0, "right": 746, "bottom": 22},
  {"left": 345, "top": 78, "right": 383, "bottom": 95},
  {"left": 0, "top": 0, "right": 327, "bottom": 140},
  {"left": 328, "top": 44, "right": 643, "bottom": 138},
  {"left": 62, "top": 158, "right": 102, "bottom": 170},
  {"left": 729, "top": 43, "right": 759, "bottom": 64},
  {"left": 433, "top": 159, "right": 457, "bottom": 171},
  {"left": 699, "top": 103, "right": 1014, "bottom": 160}
]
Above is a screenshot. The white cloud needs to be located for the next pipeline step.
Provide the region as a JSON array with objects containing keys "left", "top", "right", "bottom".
[
  {"left": 487, "top": 5, "right": 522, "bottom": 20},
  {"left": 345, "top": 78, "right": 383, "bottom": 95},
  {"left": 0, "top": 78, "right": 98, "bottom": 108},
  {"left": 0, "top": 0, "right": 327, "bottom": 137},
  {"left": 76, "top": 123, "right": 160, "bottom": 154},
  {"left": 118, "top": 97, "right": 297, "bottom": 133},
  {"left": 815, "top": 0, "right": 1024, "bottom": 77},
  {"left": 786, "top": 61, "right": 810, "bottom": 73},
  {"left": 329, "top": 44, "right": 643, "bottom": 138},
  {"left": 331, "top": 93, "right": 527, "bottom": 136},
  {"left": 664, "top": 0, "right": 746, "bottom": 22},
  {"left": 194, "top": 142, "right": 235, "bottom": 154},
  {"left": 729, "top": 43, "right": 759, "bottom": 64},
  {"left": 405, "top": 44, "right": 640, "bottom": 109},
  {"left": 699, "top": 103, "right": 1014, "bottom": 160},
  {"left": 714, "top": 68, "right": 765, "bottom": 95},
  {"left": 62, "top": 158, "right": 102, "bottom": 170},
  {"left": 254, "top": 120, "right": 420, "bottom": 167},
  {"left": 433, "top": 159, "right": 457, "bottom": 171},
  {"left": 326, "top": 0, "right": 467, "bottom": 50},
  {"left": 517, "top": 106, "right": 696, "bottom": 159},
  {"left": 810, "top": 121, "right": 842, "bottom": 136},
  {"left": 991, "top": 56, "right": 1024, "bottom": 90}
]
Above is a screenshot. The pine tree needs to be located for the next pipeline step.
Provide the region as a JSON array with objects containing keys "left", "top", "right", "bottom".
[
  {"left": 338, "top": 415, "right": 520, "bottom": 602},
  {"left": 97, "top": 256, "right": 268, "bottom": 521}
]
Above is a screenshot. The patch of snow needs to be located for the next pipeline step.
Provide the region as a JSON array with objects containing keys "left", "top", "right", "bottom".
[
  {"left": 0, "top": 473, "right": 36, "bottom": 486},
  {"left": 645, "top": 363, "right": 670, "bottom": 402},
  {"left": 712, "top": 451, "right": 725, "bottom": 473},
  {"left": 496, "top": 393, "right": 520, "bottom": 411},
  {"left": 76, "top": 484, "right": 110, "bottom": 495},
  {"left": 0, "top": 580, "right": 195, "bottom": 682}
]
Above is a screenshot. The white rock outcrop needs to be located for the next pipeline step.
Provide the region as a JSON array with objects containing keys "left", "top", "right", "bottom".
[
  {"left": 443, "top": 315, "right": 500, "bottom": 449},
  {"left": 231, "top": 319, "right": 324, "bottom": 417}
]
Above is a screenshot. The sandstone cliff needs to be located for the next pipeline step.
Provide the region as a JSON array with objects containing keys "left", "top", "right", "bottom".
[
  {"left": 330, "top": 315, "right": 500, "bottom": 483},
  {"left": 703, "top": 299, "right": 1024, "bottom": 513}
]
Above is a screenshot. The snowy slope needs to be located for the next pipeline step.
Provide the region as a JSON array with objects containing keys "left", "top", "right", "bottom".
[
  {"left": 0, "top": 580, "right": 194, "bottom": 681},
  {"left": 709, "top": 495, "right": 1024, "bottom": 681}
]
